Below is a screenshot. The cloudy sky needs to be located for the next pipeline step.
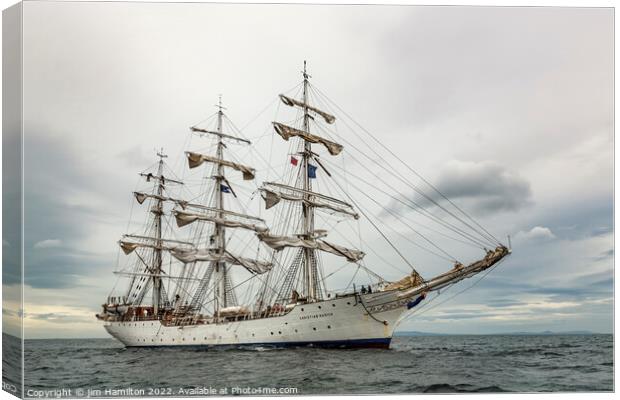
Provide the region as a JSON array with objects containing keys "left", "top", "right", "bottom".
[{"left": 3, "top": 2, "right": 613, "bottom": 338}]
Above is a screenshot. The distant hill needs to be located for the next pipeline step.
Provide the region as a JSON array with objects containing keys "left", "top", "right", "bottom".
[{"left": 394, "top": 330, "right": 599, "bottom": 337}]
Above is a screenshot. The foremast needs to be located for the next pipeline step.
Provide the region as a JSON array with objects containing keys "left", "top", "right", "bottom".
[
  {"left": 258, "top": 61, "right": 365, "bottom": 304},
  {"left": 301, "top": 62, "right": 316, "bottom": 301}
]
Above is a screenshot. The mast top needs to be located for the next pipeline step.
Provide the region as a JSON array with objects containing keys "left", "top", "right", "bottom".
[
  {"left": 216, "top": 94, "right": 227, "bottom": 112},
  {"left": 156, "top": 148, "right": 168, "bottom": 160},
  {"left": 303, "top": 60, "right": 311, "bottom": 81}
]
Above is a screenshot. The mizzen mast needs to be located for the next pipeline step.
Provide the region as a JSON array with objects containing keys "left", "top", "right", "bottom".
[{"left": 152, "top": 149, "right": 167, "bottom": 315}]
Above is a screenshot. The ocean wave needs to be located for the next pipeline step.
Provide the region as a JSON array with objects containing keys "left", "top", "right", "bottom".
[{"left": 422, "top": 383, "right": 508, "bottom": 393}]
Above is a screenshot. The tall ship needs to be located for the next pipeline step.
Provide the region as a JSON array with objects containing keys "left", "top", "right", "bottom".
[{"left": 97, "top": 64, "right": 511, "bottom": 348}]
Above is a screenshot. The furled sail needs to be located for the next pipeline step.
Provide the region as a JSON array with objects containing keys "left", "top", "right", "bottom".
[
  {"left": 257, "top": 232, "right": 365, "bottom": 262},
  {"left": 170, "top": 248, "right": 273, "bottom": 274},
  {"left": 173, "top": 210, "right": 268, "bottom": 232},
  {"left": 119, "top": 240, "right": 189, "bottom": 255},
  {"left": 139, "top": 173, "right": 183, "bottom": 185},
  {"left": 261, "top": 188, "right": 359, "bottom": 219},
  {"left": 279, "top": 94, "right": 336, "bottom": 124},
  {"left": 272, "top": 122, "right": 343, "bottom": 156},
  {"left": 183, "top": 203, "right": 266, "bottom": 222},
  {"left": 134, "top": 192, "right": 188, "bottom": 209},
  {"left": 185, "top": 151, "right": 255, "bottom": 180},
  {"left": 190, "top": 126, "right": 251, "bottom": 145}
]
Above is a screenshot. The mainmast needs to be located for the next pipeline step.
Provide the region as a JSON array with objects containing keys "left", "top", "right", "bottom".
[
  {"left": 214, "top": 96, "right": 227, "bottom": 316},
  {"left": 301, "top": 61, "right": 316, "bottom": 301},
  {"left": 177, "top": 96, "right": 272, "bottom": 318}
]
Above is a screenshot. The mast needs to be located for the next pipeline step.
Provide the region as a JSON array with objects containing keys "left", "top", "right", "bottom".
[
  {"left": 152, "top": 149, "right": 166, "bottom": 315},
  {"left": 301, "top": 61, "right": 316, "bottom": 301},
  {"left": 214, "top": 95, "right": 227, "bottom": 317},
  {"left": 258, "top": 62, "right": 363, "bottom": 305},
  {"left": 179, "top": 96, "right": 268, "bottom": 318}
]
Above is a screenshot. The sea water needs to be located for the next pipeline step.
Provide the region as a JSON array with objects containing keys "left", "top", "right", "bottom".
[{"left": 4, "top": 333, "right": 613, "bottom": 396}]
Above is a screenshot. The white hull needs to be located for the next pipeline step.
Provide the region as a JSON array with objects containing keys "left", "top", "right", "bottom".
[{"left": 104, "top": 291, "right": 415, "bottom": 349}]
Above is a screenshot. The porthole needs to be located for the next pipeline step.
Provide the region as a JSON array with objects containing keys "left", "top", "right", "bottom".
[
  {"left": 313, "top": 327, "right": 317, "bottom": 331},
  {"left": 347, "top": 302, "right": 351, "bottom": 305},
  {"left": 160, "top": 338, "right": 163, "bottom": 342},
  {"left": 182, "top": 338, "right": 185, "bottom": 341},
  {"left": 332, "top": 304, "right": 336, "bottom": 307},
  {"left": 318, "top": 306, "right": 322, "bottom": 309},
  {"left": 172, "top": 338, "right": 175, "bottom": 341},
  {"left": 328, "top": 325, "right": 331, "bottom": 329},
  {"left": 252, "top": 333, "right": 255, "bottom": 337},
  {"left": 193, "top": 338, "right": 196, "bottom": 341},
  {"left": 204, "top": 337, "right": 207, "bottom": 340},
  {"left": 301, "top": 308, "right": 304, "bottom": 312},
  {"left": 278, "top": 331, "right": 282, "bottom": 334},
  {"left": 270, "top": 332, "right": 274, "bottom": 335},
  {"left": 295, "top": 329, "right": 298, "bottom": 333}
]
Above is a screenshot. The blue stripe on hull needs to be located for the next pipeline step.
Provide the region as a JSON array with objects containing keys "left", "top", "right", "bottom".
[{"left": 126, "top": 337, "right": 392, "bottom": 350}]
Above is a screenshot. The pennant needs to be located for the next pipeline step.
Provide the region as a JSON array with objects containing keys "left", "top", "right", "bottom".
[
  {"left": 290, "top": 156, "right": 299, "bottom": 166},
  {"left": 308, "top": 164, "right": 318, "bottom": 179},
  {"left": 220, "top": 184, "right": 231, "bottom": 193}
]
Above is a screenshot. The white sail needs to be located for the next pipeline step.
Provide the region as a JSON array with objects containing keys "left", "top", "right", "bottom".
[
  {"left": 279, "top": 94, "right": 336, "bottom": 124},
  {"left": 170, "top": 248, "right": 273, "bottom": 274},
  {"left": 173, "top": 210, "right": 268, "bottom": 232},
  {"left": 185, "top": 151, "right": 255, "bottom": 180},
  {"left": 257, "top": 232, "right": 365, "bottom": 262},
  {"left": 273, "top": 122, "right": 343, "bottom": 156}
]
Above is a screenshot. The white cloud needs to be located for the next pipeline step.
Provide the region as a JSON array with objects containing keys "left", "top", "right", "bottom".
[
  {"left": 33, "top": 239, "right": 62, "bottom": 249},
  {"left": 515, "top": 226, "right": 556, "bottom": 242}
]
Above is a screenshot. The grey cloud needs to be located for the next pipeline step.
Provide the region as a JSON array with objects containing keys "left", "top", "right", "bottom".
[
  {"left": 26, "top": 312, "right": 93, "bottom": 324},
  {"left": 592, "top": 249, "right": 614, "bottom": 262},
  {"left": 397, "top": 160, "right": 532, "bottom": 217},
  {"left": 22, "top": 132, "right": 121, "bottom": 289},
  {"left": 533, "top": 196, "right": 613, "bottom": 241},
  {"left": 116, "top": 145, "right": 158, "bottom": 169},
  {"left": 2, "top": 308, "right": 18, "bottom": 317}
]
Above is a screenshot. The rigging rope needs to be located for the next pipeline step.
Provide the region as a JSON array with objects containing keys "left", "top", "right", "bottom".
[{"left": 310, "top": 83, "right": 502, "bottom": 247}]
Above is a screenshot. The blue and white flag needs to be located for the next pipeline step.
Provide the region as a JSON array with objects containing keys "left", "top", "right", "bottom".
[
  {"left": 308, "top": 164, "right": 318, "bottom": 179},
  {"left": 220, "top": 184, "right": 231, "bottom": 193}
]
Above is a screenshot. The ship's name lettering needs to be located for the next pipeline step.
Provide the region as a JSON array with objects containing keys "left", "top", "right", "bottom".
[{"left": 299, "top": 312, "right": 334, "bottom": 320}]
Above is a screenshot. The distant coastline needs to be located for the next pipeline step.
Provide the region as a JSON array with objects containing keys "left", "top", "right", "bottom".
[{"left": 394, "top": 330, "right": 605, "bottom": 337}]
